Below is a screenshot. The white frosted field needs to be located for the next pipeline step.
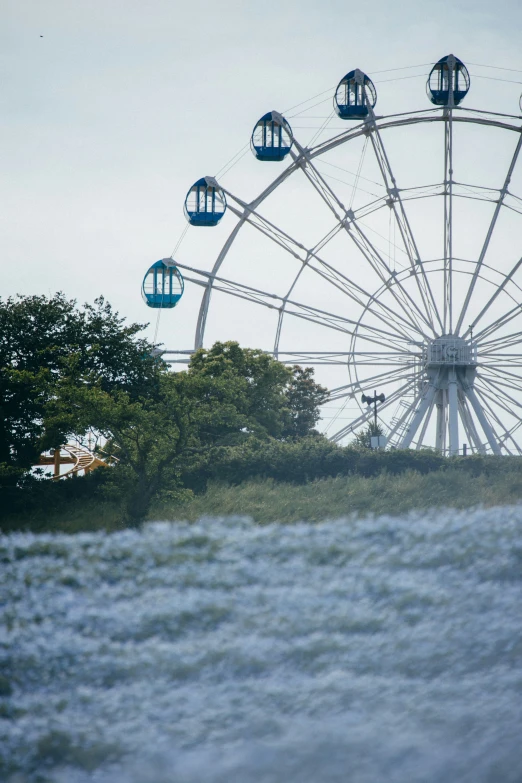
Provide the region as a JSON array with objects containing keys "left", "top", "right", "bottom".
[{"left": 1, "top": 507, "right": 522, "bottom": 782}]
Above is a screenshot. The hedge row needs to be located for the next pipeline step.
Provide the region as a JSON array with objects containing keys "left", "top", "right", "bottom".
[{"left": 182, "top": 436, "right": 518, "bottom": 491}]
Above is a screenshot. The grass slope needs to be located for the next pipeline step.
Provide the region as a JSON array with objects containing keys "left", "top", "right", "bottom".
[
  {"left": 163, "top": 469, "right": 522, "bottom": 524},
  {"left": 5, "top": 466, "right": 522, "bottom": 533}
]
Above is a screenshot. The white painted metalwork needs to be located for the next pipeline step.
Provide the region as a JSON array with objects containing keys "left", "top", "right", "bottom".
[{"left": 162, "top": 56, "right": 522, "bottom": 455}]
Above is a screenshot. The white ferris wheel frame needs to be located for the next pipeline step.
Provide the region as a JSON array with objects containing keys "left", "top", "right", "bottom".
[{"left": 163, "top": 65, "right": 522, "bottom": 457}]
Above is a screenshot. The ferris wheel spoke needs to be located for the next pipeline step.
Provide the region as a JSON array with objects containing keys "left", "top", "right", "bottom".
[
  {"left": 463, "top": 256, "right": 522, "bottom": 338},
  {"left": 479, "top": 362, "right": 522, "bottom": 390},
  {"left": 288, "top": 142, "right": 434, "bottom": 338},
  {"left": 343, "top": 218, "right": 433, "bottom": 337},
  {"left": 194, "top": 160, "right": 307, "bottom": 347},
  {"left": 275, "top": 350, "right": 413, "bottom": 366},
  {"left": 479, "top": 335, "right": 522, "bottom": 355},
  {"left": 364, "top": 107, "right": 443, "bottom": 335},
  {"left": 327, "top": 364, "right": 415, "bottom": 401},
  {"left": 329, "top": 377, "right": 417, "bottom": 443},
  {"left": 281, "top": 223, "right": 419, "bottom": 343},
  {"left": 456, "top": 131, "right": 522, "bottom": 336},
  {"left": 479, "top": 379, "right": 522, "bottom": 418},
  {"left": 473, "top": 304, "right": 522, "bottom": 345},
  {"left": 477, "top": 371, "right": 522, "bottom": 405},
  {"left": 479, "top": 339, "right": 522, "bottom": 357},
  {"left": 481, "top": 360, "right": 522, "bottom": 369},
  {"left": 221, "top": 191, "right": 417, "bottom": 342},
  {"left": 177, "top": 262, "right": 413, "bottom": 350},
  {"left": 443, "top": 106, "right": 455, "bottom": 333}
]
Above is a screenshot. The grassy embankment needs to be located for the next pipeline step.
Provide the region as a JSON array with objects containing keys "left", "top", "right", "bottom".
[
  {"left": 165, "top": 468, "right": 522, "bottom": 524},
  {"left": 5, "top": 464, "right": 522, "bottom": 534}
]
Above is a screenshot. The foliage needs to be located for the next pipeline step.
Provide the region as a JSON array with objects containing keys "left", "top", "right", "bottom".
[
  {"left": 0, "top": 293, "right": 160, "bottom": 468},
  {"left": 44, "top": 342, "right": 328, "bottom": 524},
  {"left": 352, "top": 422, "right": 384, "bottom": 449},
  {"left": 181, "top": 436, "right": 451, "bottom": 490},
  {"left": 187, "top": 342, "right": 328, "bottom": 441},
  {"left": 284, "top": 365, "right": 329, "bottom": 438},
  {"left": 0, "top": 297, "right": 329, "bottom": 528}
]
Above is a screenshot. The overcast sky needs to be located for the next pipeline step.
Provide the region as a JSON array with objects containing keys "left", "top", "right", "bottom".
[{"left": 3, "top": 0, "right": 522, "bottom": 376}]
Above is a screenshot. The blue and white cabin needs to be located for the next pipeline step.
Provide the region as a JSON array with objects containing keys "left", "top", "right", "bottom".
[
  {"left": 142, "top": 259, "right": 184, "bottom": 309},
  {"left": 184, "top": 177, "right": 226, "bottom": 227},
  {"left": 334, "top": 69, "right": 377, "bottom": 119},
  {"left": 427, "top": 55, "right": 470, "bottom": 106},
  {"left": 251, "top": 111, "right": 293, "bottom": 161}
]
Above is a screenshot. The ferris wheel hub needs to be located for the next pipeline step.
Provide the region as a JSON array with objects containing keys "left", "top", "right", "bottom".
[{"left": 424, "top": 336, "right": 477, "bottom": 369}]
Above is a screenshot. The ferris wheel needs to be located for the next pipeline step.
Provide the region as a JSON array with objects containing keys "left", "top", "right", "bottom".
[{"left": 143, "top": 54, "right": 522, "bottom": 456}]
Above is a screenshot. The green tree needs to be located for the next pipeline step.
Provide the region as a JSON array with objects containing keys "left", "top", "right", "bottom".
[
  {"left": 188, "top": 342, "right": 328, "bottom": 441},
  {"left": 352, "top": 423, "right": 384, "bottom": 449},
  {"left": 283, "top": 365, "right": 328, "bottom": 439},
  {"left": 47, "top": 341, "right": 329, "bottom": 523},
  {"left": 48, "top": 366, "right": 252, "bottom": 524},
  {"left": 0, "top": 293, "right": 160, "bottom": 468}
]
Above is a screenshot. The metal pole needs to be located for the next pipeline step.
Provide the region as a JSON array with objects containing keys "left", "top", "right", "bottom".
[
  {"left": 458, "top": 390, "right": 485, "bottom": 454},
  {"left": 465, "top": 386, "right": 502, "bottom": 455},
  {"left": 443, "top": 128, "right": 453, "bottom": 329},
  {"left": 448, "top": 369, "right": 459, "bottom": 456},
  {"left": 399, "top": 376, "right": 439, "bottom": 449},
  {"left": 416, "top": 395, "right": 435, "bottom": 450},
  {"left": 435, "top": 390, "right": 444, "bottom": 453}
]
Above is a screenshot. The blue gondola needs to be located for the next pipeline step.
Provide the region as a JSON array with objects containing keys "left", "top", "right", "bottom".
[
  {"left": 427, "top": 55, "right": 470, "bottom": 106},
  {"left": 251, "top": 111, "right": 293, "bottom": 161},
  {"left": 184, "top": 176, "right": 226, "bottom": 227},
  {"left": 142, "top": 259, "right": 184, "bottom": 309},
  {"left": 334, "top": 69, "right": 377, "bottom": 119}
]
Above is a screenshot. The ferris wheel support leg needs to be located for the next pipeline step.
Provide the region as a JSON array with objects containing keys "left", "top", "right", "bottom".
[
  {"left": 416, "top": 396, "right": 435, "bottom": 450},
  {"left": 386, "top": 390, "right": 422, "bottom": 445},
  {"left": 465, "top": 386, "right": 502, "bottom": 455},
  {"left": 458, "top": 391, "right": 485, "bottom": 454},
  {"left": 435, "top": 390, "right": 445, "bottom": 453},
  {"left": 397, "top": 377, "right": 439, "bottom": 450},
  {"left": 473, "top": 386, "right": 521, "bottom": 455},
  {"left": 448, "top": 370, "right": 459, "bottom": 456}
]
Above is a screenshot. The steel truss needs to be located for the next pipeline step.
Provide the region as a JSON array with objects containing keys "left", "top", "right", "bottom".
[{"left": 165, "top": 68, "right": 522, "bottom": 455}]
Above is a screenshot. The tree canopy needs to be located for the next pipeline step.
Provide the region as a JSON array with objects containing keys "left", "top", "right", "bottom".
[
  {"left": 47, "top": 341, "right": 328, "bottom": 523},
  {"left": 0, "top": 293, "right": 159, "bottom": 468},
  {"left": 1, "top": 294, "right": 328, "bottom": 523}
]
